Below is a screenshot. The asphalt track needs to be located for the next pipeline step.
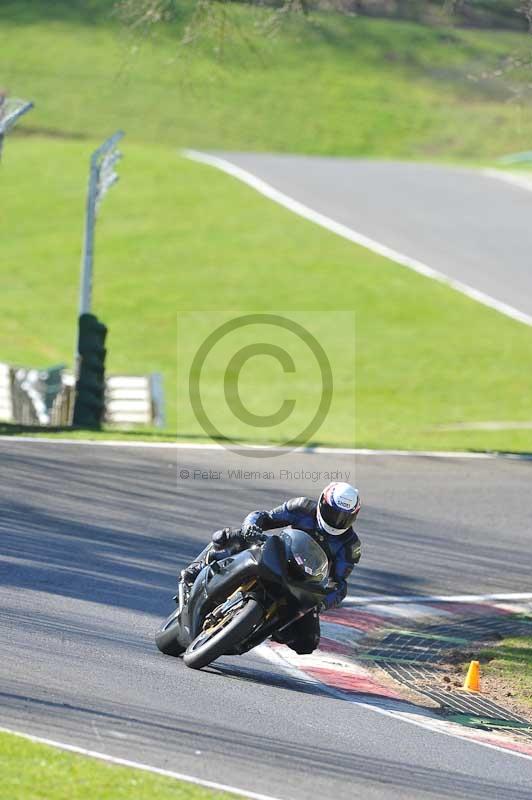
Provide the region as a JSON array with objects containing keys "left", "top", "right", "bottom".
[
  {"left": 2, "top": 440, "right": 532, "bottom": 800},
  {"left": 210, "top": 154, "right": 532, "bottom": 319}
]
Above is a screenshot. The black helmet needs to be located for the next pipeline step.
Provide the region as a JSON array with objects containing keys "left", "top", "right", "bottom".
[{"left": 317, "top": 482, "right": 361, "bottom": 535}]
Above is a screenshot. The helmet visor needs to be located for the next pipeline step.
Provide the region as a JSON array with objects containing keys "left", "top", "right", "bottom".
[{"left": 319, "top": 497, "right": 358, "bottom": 531}]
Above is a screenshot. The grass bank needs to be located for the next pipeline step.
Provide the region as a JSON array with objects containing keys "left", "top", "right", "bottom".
[
  {"left": 1, "top": 1, "right": 532, "bottom": 159},
  {"left": 480, "top": 635, "right": 532, "bottom": 710},
  {"left": 0, "top": 731, "right": 234, "bottom": 800},
  {"left": 3, "top": 136, "right": 532, "bottom": 451}
]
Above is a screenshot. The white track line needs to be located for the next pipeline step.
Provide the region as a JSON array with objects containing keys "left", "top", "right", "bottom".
[
  {"left": 2, "top": 436, "right": 532, "bottom": 460},
  {"left": 257, "top": 646, "right": 532, "bottom": 763},
  {"left": 483, "top": 168, "right": 532, "bottom": 194},
  {"left": 184, "top": 150, "right": 532, "bottom": 329},
  {"left": 344, "top": 592, "right": 532, "bottom": 605},
  {"left": 0, "top": 726, "right": 285, "bottom": 800}
]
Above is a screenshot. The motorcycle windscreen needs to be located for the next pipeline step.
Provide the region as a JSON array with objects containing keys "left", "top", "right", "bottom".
[{"left": 280, "top": 528, "right": 329, "bottom": 584}]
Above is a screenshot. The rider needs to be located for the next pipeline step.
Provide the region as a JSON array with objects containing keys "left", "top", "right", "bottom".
[{"left": 179, "top": 482, "right": 362, "bottom": 655}]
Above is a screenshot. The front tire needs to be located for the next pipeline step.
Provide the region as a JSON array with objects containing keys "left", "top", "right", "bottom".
[
  {"left": 183, "top": 598, "right": 263, "bottom": 670},
  {"left": 155, "top": 608, "right": 186, "bottom": 657}
]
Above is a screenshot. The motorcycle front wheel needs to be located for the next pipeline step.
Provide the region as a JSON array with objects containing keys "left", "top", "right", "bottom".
[{"left": 183, "top": 598, "right": 263, "bottom": 670}]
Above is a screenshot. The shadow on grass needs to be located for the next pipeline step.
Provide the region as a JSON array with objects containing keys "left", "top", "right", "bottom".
[
  {"left": 0, "top": 422, "right": 337, "bottom": 449},
  {"left": 0, "top": 0, "right": 113, "bottom": 26},
  {"left": 0, "top": 422, "right": 174, "bottom": 440},
  {"left": 479, "top": 639, "right": 532, "bottom": 665},
  {"left": 0, "top": 0, "right": 192, "bottom": 29}
]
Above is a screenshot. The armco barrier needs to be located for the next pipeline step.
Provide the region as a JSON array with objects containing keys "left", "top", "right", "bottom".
[
  {"left": 0, "top": 363, "right": 164, "bottom": 428},
  {"left": 105, "top": 373, "right": 165, "bottom": 427},
  {"left": 0, "top": 363, "right": 13, "bottom": 422}
]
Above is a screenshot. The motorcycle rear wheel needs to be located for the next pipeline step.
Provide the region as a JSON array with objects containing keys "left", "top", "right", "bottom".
[
  {"left": 183, "top": 598, "right": 263, "bottom": 670},
  {"left": 155, "top": 608, "right": 186, "bottom": 657}
]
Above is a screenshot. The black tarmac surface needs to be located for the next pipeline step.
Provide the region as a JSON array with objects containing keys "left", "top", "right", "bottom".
[{"left": 1, "top": 440, "right": 532, "bottom": 799}]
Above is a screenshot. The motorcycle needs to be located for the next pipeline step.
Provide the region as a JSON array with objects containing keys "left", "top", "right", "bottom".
[{"left": 155, "top": 528, "right": 331, "bottom": 670}]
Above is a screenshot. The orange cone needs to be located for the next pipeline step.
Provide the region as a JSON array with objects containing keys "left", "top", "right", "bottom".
[{"left": 463, "top": 660, "right": 481, "bottom": 692}]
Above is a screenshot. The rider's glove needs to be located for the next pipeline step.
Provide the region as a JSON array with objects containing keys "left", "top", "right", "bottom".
[
  {"left": 212, "top": 527, "right": 232, "bottom": 551},
  {"left": 242, "top": 523, "right": 265, "bottom": 543}
]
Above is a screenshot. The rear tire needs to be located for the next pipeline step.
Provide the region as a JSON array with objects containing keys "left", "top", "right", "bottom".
[
  {"left": 183, "top": 598, "right": 263, "bottom": 670},
  {"left": 155, "top": 608, "right": 186, "bottom": 657}
]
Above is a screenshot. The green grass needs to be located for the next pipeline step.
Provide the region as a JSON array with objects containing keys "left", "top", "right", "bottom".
[
  {"left": 1, "top": 1, "right": 532, "bottom": 160},
  {"left": 3, "top": 135, "right": 532, "bottom": 451},
  {"left": 0, "top": 731, "right": 234, "bottom": 800},
  {"left": 3, "top": 3, "right": 532, "bottom": 451},
  {"left": 480, "top": 635, "right": 532, "bottom": 709}
]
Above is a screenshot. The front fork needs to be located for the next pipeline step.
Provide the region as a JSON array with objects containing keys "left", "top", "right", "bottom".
[
  {"left": 203, "top": 579, "right": 258, "bottom": 627},
  {"left": 177, "top": 581, "right": 186, "bottom": 614}
]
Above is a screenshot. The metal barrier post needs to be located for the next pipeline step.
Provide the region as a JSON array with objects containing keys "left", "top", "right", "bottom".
[
  {"left": 73, "top": 132, "right": 124, "bottom": 427},
  {"left": 78, "top": 130, "right": 125, "bottom": 317},
  {"left": 0, "top": 95, "right": 33, "bottom": 162}
]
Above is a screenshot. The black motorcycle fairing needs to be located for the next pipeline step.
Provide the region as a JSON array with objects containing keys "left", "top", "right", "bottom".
[
  {"left": 230, "top": 534, "right": 329, "bottom": 652},
  {"left": 187, "top": 548, "right": 261, "bottom": 640},
  {"left": 189, "top": 532, "right": 330, "bottom": 642},
  {"left": 284, "top": 580, "right": 328, "bottom": 609},
  {"left": 157, "top": 527, "right": 333, "bottom": 664},
  {"left": 255, "top": 532, "right": 288, "bottom": 586}
]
